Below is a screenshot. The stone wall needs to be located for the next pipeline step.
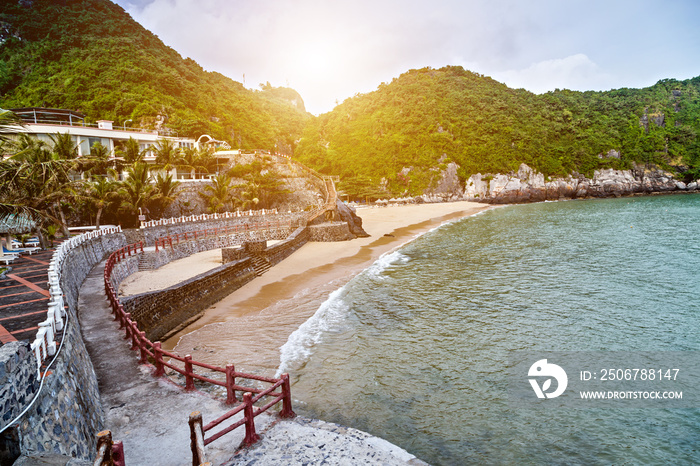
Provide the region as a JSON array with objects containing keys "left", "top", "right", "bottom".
[
  {"left": 221, "top": 247, "right": 245, "bottom": 263},
  {"left": 308, "top": 222, "right": 354, "bottom": 242},
  {"left": 1, "top": 232, "right": 126, "bottom": 462},
  {"left": 0, "top": 342, "right": 36, "bottom": 463},
  {"left": 1, "top": 214, "right": 354, "bottom": 462},
  {"left": 264, "top": 227, "right": 309, "bottom": 265},
  {"left": 120, "top": 259, "right": 257, "bottom": 342},
  {"left": 118, "top": 226, "right": 310, "bottom": 342},
  {"left": 123, "top": 212, "right": 308, "bottom": 246}
]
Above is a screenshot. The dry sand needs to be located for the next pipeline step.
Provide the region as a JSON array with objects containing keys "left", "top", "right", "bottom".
[{"left": 119, "top": 201, "right": 492, "bottom": 353}]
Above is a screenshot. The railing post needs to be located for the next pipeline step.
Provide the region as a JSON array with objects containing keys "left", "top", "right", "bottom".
[
  {"left": 140, "top": 241, "right": 144, "bottom": 253},
  {"left": 95, "top": 430, "right": 114, "bottom": 465},
  {"left": 153, "top": 342, "right": 165, "bottom": 377},
  {"left": 225, "top": 364, "right": 236, "bottom": 404},
  {"left": 189, "top": 411, "right": 207, "bottom": 466},
  {"left": 155, "top": 240, "right": 159, "bottom": 252},
  {"left": 242, "top": 392, "right": 260, "bottom": 446},
  {"left": 279, "top": 373, "right": 296, "bottom": 418},
  {"left": 185, "top": 355, "right": 195, "bottom": 391},
  {"left": 130, "top": 322, "right": 140, "bottom": 350},
  {"left": 112, "top": 440, "right": 125, "bottom": 466},
  {"left": 139, "top": 331, "right": 148, "bottom": 364},
  {"left": 117, "top": 305, "right": 125, "bottom": 326},
  {"left": 123, "top": 313, "right": 133, "bottom": 340}
]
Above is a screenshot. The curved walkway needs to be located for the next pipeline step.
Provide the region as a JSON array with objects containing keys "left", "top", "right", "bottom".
[{"left": 79, "top": 260, "right": 427, "bottom": 465}]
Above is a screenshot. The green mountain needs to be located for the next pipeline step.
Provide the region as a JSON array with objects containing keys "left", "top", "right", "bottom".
[
  {"left": 295, "top": 66, "right": 700, "bottom": 198},
  {"left": 3, "top": 1, "right": 700, "bottom": 200},
  {"left": 0, "top": 0, "right": 310, "bottom": 152}
]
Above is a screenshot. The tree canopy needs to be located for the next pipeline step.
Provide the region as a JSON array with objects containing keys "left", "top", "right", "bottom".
[
  {"left": 295, "top": 66, "right": 700, "bottom": 197},
  {"left": 0, "top": 0, "right": 311, "bottom": 152}
]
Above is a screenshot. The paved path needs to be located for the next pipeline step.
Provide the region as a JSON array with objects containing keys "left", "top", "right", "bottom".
[{"left": 78, "top": 261, "right": 429, "bottom": 465}]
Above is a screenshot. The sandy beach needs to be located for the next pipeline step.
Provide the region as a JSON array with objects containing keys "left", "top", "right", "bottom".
[{"left": 120, "top": 200, "right": 491, "bottom": 372}]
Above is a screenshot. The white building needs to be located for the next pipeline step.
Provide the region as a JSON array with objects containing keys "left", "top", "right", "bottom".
[{"left": 8, "top": 107, "right": 196, "bottom": 163}]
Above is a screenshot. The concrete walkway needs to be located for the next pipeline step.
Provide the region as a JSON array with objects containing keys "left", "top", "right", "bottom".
[{"left": 78, "top": 261, "right": 428, "bottom": 465}]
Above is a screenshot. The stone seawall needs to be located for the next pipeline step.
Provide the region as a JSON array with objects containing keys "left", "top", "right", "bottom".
[
  {"left": 1, "top": 233, "right": 126, "bottom": 461},
  {"left": 308, "top": 222, "right": 353, "bottom": 242},
  {"left": 265, "top": 227, "right": 309, "bottom": 265},
  {"left": 0, "top": 342, "right": 36, "bottom": 462},
  {"left": 118, "top": 226, "right": 312, "bottom": 342},
  {"left": 120, "top": 259, "right": 257, "bottom": 342},
  {"left": 122, "top": 212, "right": 308, "bottom": 246}
]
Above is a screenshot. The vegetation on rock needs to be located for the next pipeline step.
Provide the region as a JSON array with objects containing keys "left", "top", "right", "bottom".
[{"left": 294, "top": 66, "right": 700, "bottom": 199}]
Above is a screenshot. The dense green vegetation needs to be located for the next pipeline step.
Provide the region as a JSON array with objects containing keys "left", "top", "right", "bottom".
[
  {"left": 3, "top": 1, "right": 700, "bottom": 204},
  {"left": 295, "top": 66, "right": 700, "bottom": 198},
  {"left": 0, "top": 0, "right": 310, "bottom": 151},
  {"left": 0, "top": 130, "right": 299, "bottom": 239}
]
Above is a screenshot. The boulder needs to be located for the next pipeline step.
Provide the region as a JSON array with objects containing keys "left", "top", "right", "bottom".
[{"left": 335, "top": 200, "right": 369, "bottom": 237}]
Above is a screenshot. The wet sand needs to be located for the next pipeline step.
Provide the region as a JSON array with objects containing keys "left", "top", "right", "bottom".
[{"left": 119, "top": 201, "right": 491, "bottom": 373}]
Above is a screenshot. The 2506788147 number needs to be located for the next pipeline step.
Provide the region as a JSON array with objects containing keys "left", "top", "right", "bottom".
[{"left": 599, "top": 368, "right": 679, "bottom": 381}]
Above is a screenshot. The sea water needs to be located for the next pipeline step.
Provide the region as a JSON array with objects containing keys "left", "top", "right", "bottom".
[{"left": 278, "top": 195, "right": 700, "bottom": 465}]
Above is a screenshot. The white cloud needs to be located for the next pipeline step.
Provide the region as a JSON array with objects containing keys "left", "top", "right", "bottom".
[
  {"left": 113, "top": 0, "right": 700, "bottom": 113},
  {"left": 492, "top": 54, "right": 611, "bottom": 94}
]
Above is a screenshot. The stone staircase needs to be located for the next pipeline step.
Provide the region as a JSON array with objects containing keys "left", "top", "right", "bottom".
[
  {"left": 138, "top": 253, "right": 156, "bottom": 272},
  {"left": 250, "top": 254, "right": 272, "bottom": 276}
]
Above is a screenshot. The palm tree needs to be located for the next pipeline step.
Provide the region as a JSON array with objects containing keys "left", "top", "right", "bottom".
[
  {"left": 149, "top": 172, "right": 180, "bottom": 218},
  {"left": 118, "top": 162, "right": 154, "bottom": 223},
  {"left": 178, "top": 147, "right": 200, "bottom": 180},
  {"left": 199, "top": 173, "right": 235, "bottom": 213},
  {"left": 82, "top": 177, "right": 119, "bottom": 227},
  {"left": 195, "top": 147, "right": 220, "bottom": 176},
  {"left": 152, "top": 138, "right": 182, "bottom": 174},
  {"left": 114, "top": 137, "right": 145, "bottom": 171},
  {"left": 3, "top": 134, "right": 77, "bottom": 237},
  {"left": 0, "top": 108, "right": 22, "bottom": 143},
  {"left": 81, "top": 141, "right": 117, "bottom": 179},
  {"left": 48, "top": 132, "right": 78, "bottom": 160}
]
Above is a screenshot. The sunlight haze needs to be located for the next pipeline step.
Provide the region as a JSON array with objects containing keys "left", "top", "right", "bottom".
[{"left": 113, "top": 0, "right": 700, "bottom": 115}]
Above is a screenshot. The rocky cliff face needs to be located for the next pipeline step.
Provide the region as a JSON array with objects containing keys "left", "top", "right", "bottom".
[{"left": 462, "top": 163, "right": 698, "bottom": 204}]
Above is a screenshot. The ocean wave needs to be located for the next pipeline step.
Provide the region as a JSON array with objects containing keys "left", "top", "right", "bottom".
[
  {"left": 276, "top": 286, "right": 350, "bottom": 377},
  {"left": 276, "top": 208, "right": 492, "bottom": 376},
  {"left": 276, "top": 250, "right": 414, "bottom": 376}
]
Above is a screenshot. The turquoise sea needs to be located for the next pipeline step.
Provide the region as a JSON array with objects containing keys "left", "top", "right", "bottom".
[{"left": 278, "top": 194, "right": 700, "bottom": 465}]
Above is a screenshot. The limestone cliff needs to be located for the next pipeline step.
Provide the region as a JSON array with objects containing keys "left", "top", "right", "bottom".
[{"left": 463, "top": 164, "right": 698, "bottom": 204}]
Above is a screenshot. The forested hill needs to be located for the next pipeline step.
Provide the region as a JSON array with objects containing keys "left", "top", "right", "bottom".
[
  {"left": 0, "top": 0, "right": 310, "bottom": 152},
  {"left": 295, "top": 66, "right": 700, "bottom": 198}
]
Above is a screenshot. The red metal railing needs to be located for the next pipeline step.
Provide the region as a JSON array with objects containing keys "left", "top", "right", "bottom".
[
  {"left": 103, "top": 242, "right": 295, "bottom": 452},
  {"left": 152, "top": 220, "right": 296, "bottom": 251},
  {"left": 94, "top": 430, "right": 125, "bottom": 466}
]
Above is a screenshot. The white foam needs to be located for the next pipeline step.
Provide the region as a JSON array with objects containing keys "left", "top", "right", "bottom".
[
  {"left": 276, "top": 208, "right": 491, "bottom": 376},
  {"left": 276, "top": 286, "right": 350, "bottom": 376}
]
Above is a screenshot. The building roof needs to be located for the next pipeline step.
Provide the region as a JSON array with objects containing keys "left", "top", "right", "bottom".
[{"left": 10, "top": 107, "right": 86, "bottom": 126}]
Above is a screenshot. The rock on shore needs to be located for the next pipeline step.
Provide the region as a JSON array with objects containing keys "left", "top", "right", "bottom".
[{"left": 461, "top": 163, "right": 698, "bottom": 204}]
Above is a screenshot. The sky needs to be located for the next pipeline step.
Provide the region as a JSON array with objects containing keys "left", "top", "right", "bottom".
[{"left": 113, "top": 0, "right": 700, "bottom": 115}]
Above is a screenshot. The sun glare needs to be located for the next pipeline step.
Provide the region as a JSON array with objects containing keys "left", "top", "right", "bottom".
[{"left": 294, "top": 42, "right": 335, "bottom": 77}]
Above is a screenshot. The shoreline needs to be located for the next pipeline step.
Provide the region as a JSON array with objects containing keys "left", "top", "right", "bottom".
[{"left": 120, "top": 201, "right": 492, "bottom": 360}]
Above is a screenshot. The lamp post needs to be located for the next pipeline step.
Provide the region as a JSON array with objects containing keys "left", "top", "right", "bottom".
[{"left": 123, "top": 119, "right": 132, "bottom": 130}]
